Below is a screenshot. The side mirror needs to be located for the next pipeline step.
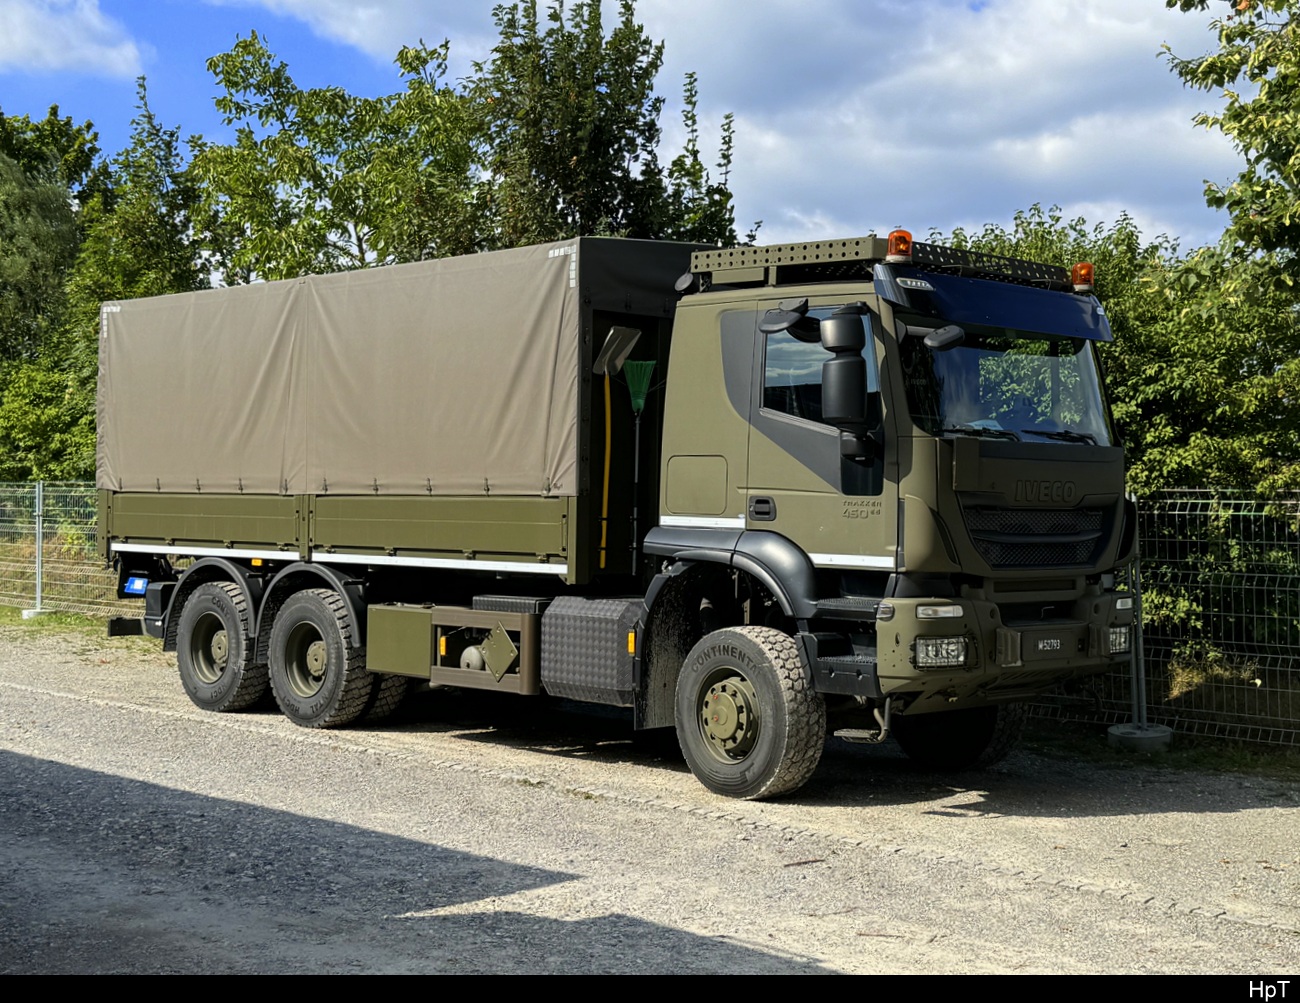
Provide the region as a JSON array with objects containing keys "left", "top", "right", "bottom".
[{"left": 820, "top": 304, "right": 876, "bottom": 441}]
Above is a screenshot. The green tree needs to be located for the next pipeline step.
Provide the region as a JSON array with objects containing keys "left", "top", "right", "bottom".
[
  {"left": 1164, "top": 0, "right": 1300, "bottom": 290},
  {"left": 192, "top": 32, "right": 482, "bottom": 281},
  {"left": 471, "top": 0, "right": 668, "bottom": 244},
  {"left": 661, "top": 73, "right": 756, "bottom": 245},
  {"left": 0, "top": 104, "right": 109, "bottom": 212},
  {"left": 469, "top": 0, "right": 748, "bottom": 246},
  {"left": 0, "top": 153, "right": 79, "bottom": 362},
  {"left": 0, "top": 365, "right": 94, "bottom": 480}
]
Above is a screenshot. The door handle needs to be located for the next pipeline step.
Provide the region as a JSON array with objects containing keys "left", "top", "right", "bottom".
[{"left": 748, "top": 496, "right": 777, "bottom": 521}]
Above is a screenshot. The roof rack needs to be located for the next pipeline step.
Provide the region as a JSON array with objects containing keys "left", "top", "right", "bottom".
[{"left": 690, "top": 236, "right": 1072, "bottom": 292}]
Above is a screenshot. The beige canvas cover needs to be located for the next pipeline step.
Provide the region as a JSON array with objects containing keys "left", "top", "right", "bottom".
[{"left": 99, "top": 238, "right": 688, "bottom": 497}]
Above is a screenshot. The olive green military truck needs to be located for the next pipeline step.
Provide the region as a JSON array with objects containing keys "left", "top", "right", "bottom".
[{"left": 99, "top": 232, "right": 1135, "bottom": 799}]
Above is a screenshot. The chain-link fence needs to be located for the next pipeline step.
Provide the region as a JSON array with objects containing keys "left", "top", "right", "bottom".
[
  {"left": 0, "top": 482, "right": 132, "bottom": 617},
  {"left": 0, "top": 482, "right": 1297, "bottom": 743}
]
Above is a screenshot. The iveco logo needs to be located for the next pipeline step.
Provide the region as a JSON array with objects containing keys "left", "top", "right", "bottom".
[{"left": 1014, "top": 479, "right": 1077, "bottom": 503}]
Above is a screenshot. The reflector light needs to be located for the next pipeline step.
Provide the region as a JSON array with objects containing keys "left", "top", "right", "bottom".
[
  {"left": 1072, "top": 262, "right": 1095, "bottom": 292},
  {"left": 627, "top": 631, "right": 636, "bottom": 655},
  {"left": 886, "top": 229, "right": 913, "bottom": 263}
]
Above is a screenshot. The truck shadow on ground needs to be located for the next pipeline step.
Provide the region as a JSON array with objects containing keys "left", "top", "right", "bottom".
[
  {"left": 0, "top": 750, "right": 835, "bottom": 975},
  {"left": 376, "top": 685, "right": 1300, "bottom": 821}
]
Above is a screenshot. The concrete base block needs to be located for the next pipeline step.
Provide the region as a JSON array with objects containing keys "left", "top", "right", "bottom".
[{"left": 1107, "top": 723, "right": 1174, "bottom": 752}]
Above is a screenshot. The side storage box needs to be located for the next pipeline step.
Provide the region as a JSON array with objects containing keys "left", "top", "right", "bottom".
[{"left": 540, "top": 596, "right": 642, "bottom": 706}]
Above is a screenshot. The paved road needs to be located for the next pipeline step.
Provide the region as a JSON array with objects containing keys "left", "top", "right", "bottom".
[{"left": 0, "top": 625, "right": 1296, "bottom": 974}]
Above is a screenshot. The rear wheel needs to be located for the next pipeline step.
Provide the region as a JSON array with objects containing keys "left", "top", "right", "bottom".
[
  {"left": 675, "top": 626, "right": 825, "bottom": 800},
  {"left": 268, "top": 588, "right": 374, "bottom": 728},
  {"left": 362, "top": 673, "right": 410, "bottom": 723},
  {"left": 176, "top": 582, "right": 268, "bottom": 712},
  {"left": 892, "top": 701, "right": 1028, "bottom": 770}
]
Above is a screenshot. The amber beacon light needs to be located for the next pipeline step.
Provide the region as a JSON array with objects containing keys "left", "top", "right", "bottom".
[
  {"left": 1072, "top": 262, "right": 1095, "bottom": 293},
  {"left": 886, "top": 229, "right": 913, "bottom": 263}
]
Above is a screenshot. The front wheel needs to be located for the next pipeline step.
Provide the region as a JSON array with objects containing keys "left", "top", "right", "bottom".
[
  {"left": 892, "top": 701, "right": 1028, "bottom": 770},
  {"left": 675, "top": 627, "right": 826, "bottom": 800},
  {"left": 268, "top": 588, "right": 374, "bottom": 728}
]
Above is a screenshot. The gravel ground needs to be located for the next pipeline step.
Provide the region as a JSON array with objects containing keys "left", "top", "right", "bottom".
[{"left": 0, "top": 622, "right": 1297, "bottom": 974}]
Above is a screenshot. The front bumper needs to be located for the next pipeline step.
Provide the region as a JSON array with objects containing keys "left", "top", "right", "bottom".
[{"left": 873, "top": 594, "right": 1133, "bottom": 709}]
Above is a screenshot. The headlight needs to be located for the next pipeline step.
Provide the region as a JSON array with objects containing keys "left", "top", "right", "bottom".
[
  {"left": 1108, "top": 626, "right": 1130, "bottom": 654},
  {"left": 915, "top": 636, "right": 969, "bottom": 668}
]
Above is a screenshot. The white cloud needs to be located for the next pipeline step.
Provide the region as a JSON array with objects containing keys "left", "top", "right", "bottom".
[
  {"left": 639, "top": 0, "right": 1242, "bottom": 248},
  {"left": 206, "top": 0, "right": 500, "bottom": 70},
  {"left": 0, "top": 0, "right": 141, "bottom": 76}
]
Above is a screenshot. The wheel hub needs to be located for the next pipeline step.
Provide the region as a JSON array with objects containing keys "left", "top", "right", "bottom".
[
  {"left": 700, "top": 676, "right": 758, "bottom": 759},
  {"left": 304, "top": 640, "right": 327, "bottom": 680},
  {"left": 209, "top": 629, "right": 228, "bottom": 669}
]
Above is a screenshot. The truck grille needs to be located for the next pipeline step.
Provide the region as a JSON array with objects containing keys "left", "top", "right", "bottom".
[{"left": 962, "top": 507, "right": 1105, "bottom": 569}]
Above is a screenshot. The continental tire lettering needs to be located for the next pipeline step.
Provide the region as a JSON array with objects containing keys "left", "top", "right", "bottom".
[
  {"left": 696, "top": 644, "right": 756, "bottom": 669},
  {"left": 1014, "top": 479, "right": 1078, "bottom": 503}
]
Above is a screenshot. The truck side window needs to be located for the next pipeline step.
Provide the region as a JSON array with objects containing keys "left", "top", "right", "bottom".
[{"left": 762, "top": 316, "right": 879, "bottom": 425}]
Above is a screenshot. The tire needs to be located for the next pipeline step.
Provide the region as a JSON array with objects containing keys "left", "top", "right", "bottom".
[
  {"left": 268, "top": 588, "right": 375, "bottom": 728},
  {"left": 892, "top": 701, "right": 1028, "bottom": 771},
  {"left": 175, "top": 581, "right": 268, "bottom": 712},
  {"left": 362, "top": 673, "right": 409, "bottom": 724},
  {"left": 675, "top": 626, "right": 826, "bottom": 800}
]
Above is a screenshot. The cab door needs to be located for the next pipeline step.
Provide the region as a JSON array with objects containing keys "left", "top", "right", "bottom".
[{"left": 743, "top": 303, "right": 897, "bottom": 577}]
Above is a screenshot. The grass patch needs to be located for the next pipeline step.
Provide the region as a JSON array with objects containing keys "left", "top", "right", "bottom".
[{"left": 0, "top": 604, "right": 108, "bottom": 635}]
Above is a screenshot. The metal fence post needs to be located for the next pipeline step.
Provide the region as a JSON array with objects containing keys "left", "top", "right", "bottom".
[
  {"left": 1108, "top": 496, "right": 1172, "bottom": 751},
  {"left": 22, "top": 480, "right": 45, "bottom": 619}
]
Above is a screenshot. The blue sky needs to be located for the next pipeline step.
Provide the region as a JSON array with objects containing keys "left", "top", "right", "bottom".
[{"left": 0, "top": 0, "right": 1243, "bottom": 251}]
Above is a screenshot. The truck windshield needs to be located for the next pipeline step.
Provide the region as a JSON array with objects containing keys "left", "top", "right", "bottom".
[{"left": 899, "top": 325, "right": 1112, "bottom": 445}]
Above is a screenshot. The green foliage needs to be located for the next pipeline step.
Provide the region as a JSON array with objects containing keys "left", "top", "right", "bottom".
[
  {"left": 471, "top": 1, "right": 748, "bottom": 246},
  {"left": 0, "top": 364, "right": 94, "bottom": 480},
  {"left": 1164, "top": 0, "right": 1300, "bottom": 291},
  {"left": 0, "top": 104, "right": 109, "bottom": 210},
  {"left": 192, "top": 32, "right": 483, "bottom": 280},
  {"left": 471, "top": 0, "right": 668, "bottom": 244},
  {"left": 662, "top": 73, "right": 758, "bottom": 245},
  {"left": 0, "top": 154, "right": 79, "bottom": 362}
]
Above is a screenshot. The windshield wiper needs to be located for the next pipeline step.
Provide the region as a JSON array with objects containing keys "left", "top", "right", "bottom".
[
  {"left": 942, "top": 424, "right": 1019, "bottom": 441},
  {"left": 1018, "top": 429, "right": 1098, "bottom": 444}
]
